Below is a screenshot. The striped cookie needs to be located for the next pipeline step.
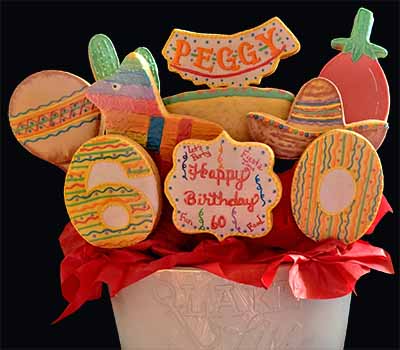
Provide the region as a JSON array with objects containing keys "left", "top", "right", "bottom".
[
  {"left": 9, "top": 70, "right": 101, "bottom": 170},
  {"left": 291, "top": 129, "right": 383, "bottom": 243},
  {"left": 64, "top": 134, "right": 161, "bottom": 248}
]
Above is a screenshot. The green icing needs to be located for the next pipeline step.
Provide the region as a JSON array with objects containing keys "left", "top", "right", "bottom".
[
  {"left": 134, "top": 47, "right": 160, "bottom": 91},
  {"left": 163, "top": 87, "right": 294, "bottom": 105},
  {"left": 88, "top": 34, "right": 120, "bottom": 81},
  {"left": 331, "top": 8, "right": 387, "bottom": 62}
]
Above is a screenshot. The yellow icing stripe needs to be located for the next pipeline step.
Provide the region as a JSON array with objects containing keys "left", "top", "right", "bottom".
[
  {"left": 293, "top": 102, "right": 342, "bottom": 111},
  {"left": 291, "top": 112, "right": 342, "bottom": 120}
]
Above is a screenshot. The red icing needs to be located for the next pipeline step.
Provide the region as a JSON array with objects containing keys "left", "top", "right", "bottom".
[
  {"left": 54, "top": 166, "right": 393, "bottom": 322},
  {"left": 320, "top": 53, "right": 390, "bottom": 123}
]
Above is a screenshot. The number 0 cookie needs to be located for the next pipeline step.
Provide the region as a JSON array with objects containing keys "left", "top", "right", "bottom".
[
  {"left": 64, "top": 135, "right": 161, "bottom": 248},
  {"left": 291, "top": 129, "right": 383, "bottom": 243}
]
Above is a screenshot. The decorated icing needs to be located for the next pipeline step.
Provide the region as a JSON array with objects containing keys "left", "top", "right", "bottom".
[
  {"left": 64, "top": 134, "right": 161, "bottom": 248},
  {"left": 89, "top": 34, "right": 120, "bottom": 81},
  {"left": 291, "top": 129, "right": 383, "bottom": 244},
  {"left": 8, "top": 70, "right": 101, "bottom": 170},
  {"left": 165, "top": 131, "right": 282, "bottom": 241},
  {"left": 86, "top": 51, "right": 223, "bottom": 173},
  {"left": 247, "top": 77, "right": 388, "bottom": 159},
  {"left": 163, "top": 87, "right": 294, "bottom": 105},
  {"left": 320, "top": 8, "right": 390, "bottom": 123},
  {"left": 135, "top": 47, "right": 160, "bottom": 91},
  {"left": 162, "top": 17, "right": 300, "bottom": 87}
]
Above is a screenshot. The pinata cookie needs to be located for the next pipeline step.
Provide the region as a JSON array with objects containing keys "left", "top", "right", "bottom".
[
  {"left": 86, "top": 51, "right": 223, "bottom": 176},
  {"left": 64, "top": 135, "right": 161, "bottom": 248},
  {"left": 165, "top": 131, "right": 282, "bottom": 241},
  {"left": 291, "top": 129, "right": 383, "bottom": 244},
  {"left": 9, "top": 71, "right": 101, "bottom": 170},
  {"left": 163, "top": 87, "right": 294, "bottom": 141}
]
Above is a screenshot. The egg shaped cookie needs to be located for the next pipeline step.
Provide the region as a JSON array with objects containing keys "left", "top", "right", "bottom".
[
  {"left": 291, "top": 130, "right": 383, "bottom": 244},
  {"left": 9, "top": 70, "right": 102, "bottom": 170},
  {"left": 64, "top": 135, "right": 162, "bottom": 248}
]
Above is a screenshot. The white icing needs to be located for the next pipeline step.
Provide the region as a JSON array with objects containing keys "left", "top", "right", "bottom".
[
  {"left": 319, "top": 169, "right": 355, "bottom": 213},
  {"left": 166, "top": 133, "right": 281, "bottom": 240},
  {"left": 102, "top": 205, "right": 130, "bottom": 229},
  {"left": 88, "top": 161, "right": 159, "bottom": 214}
]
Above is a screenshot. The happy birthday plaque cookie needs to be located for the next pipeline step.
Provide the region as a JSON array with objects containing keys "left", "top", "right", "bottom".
[
  {"left": 165, "top": 132, "right": 282, "bottom": 241},
  {"left": 9, "top": 70, "right": 101, "bottom": 170},
  {"left": 291, "top": 129, "right": 383, "bottom": 244},
  {"left": 162, "top": 17, "right": 300, "bottom": 88},
  {"left": 64, "top": 134, "right": 161, "bottom": 248}
]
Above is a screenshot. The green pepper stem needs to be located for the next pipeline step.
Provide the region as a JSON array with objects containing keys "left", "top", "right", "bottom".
[{"left": 330, "top": 7, "right": 388, "bottom": 62}]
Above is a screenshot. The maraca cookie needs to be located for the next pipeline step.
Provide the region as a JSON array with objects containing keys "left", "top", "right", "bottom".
[
  {"left": 64, "top": 135, "right": 161, "bottom": 248},
  {"left": 291, "top": 129, "right": 383, "bottom": 244},
  {"left": 9, "top": 70, "right": 101, "bottom": 170}
]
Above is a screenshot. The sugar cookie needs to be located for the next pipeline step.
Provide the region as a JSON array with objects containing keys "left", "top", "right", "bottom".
[
  {"left": 165, "top": 131, "right": 282, "bottom": 241},
  {"left": 89, "top": 34, "right": 120, "bottom": 81},
  {"left": 9, "top": 70, "right": 101, "bottom": 170},
  {"left": 86, "top": 51, "right": 223, "bottom": 172},
  {"left": 291, "top": 129, "right": 383, "bottom": 243},
  {"left": 64, "top": 134, "right": 161, "bottom": 248},
  {"left": 162, "top": 17, "right": 300, "bottom": 87},
  {"left": 248, "top": 77, "right": 388, "bottom": 159}
]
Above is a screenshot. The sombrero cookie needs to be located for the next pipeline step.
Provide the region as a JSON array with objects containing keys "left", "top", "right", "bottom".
[
  {"left": 86, "top": 51, "right": 223, "bottom": 177},
  {"left": 9, "top": 71, "right": 102, "bottom": 170},
  {"left": 247, "top": 77, "right": 388, "bottom": 159},
  {"left": 291, "top": 129, "right": 383, "bottom": 244},
  {"left": 163, "top": 87, "right": 294, "bottom": 142},
  {"left": 64, "top": 134, "right": 162, "bottom": 248}
]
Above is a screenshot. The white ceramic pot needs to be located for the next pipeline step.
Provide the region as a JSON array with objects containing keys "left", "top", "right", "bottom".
[{"left": 111, "top": 266, "right": 351, "bottom": 350}]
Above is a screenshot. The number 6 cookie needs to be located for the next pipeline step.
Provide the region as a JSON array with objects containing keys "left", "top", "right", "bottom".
[
  {"left": 291, "top": 129, "right": 383, "bottom": 244},
  {"left": 64, "top": 135, "right": 161, "bottom": 248}
]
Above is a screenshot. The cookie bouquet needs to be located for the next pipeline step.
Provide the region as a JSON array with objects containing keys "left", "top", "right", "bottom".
[{"left": 8, "top": 7, "right": 394, "bottom": 350}]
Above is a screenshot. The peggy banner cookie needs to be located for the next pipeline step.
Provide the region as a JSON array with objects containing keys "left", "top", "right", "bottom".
[
  {"left": 165, "top": 132, "right": 282, "bottom": 241},
  {"left": 8, "top": 70, "right": 101, "bottom": 170},
  {"left": 291, "top": 129, "right": 383, "bottom": 244},
  {"left": 162, "top": 17, "right": 300, "bottom": 88},
  {"left": 64, "top": 135, "right": 162, "bottom": 248}
]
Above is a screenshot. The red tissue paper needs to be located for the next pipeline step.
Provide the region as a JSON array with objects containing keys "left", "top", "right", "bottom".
[{"left": 54, "top": 166, "right": 394, "bottom": 323}]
